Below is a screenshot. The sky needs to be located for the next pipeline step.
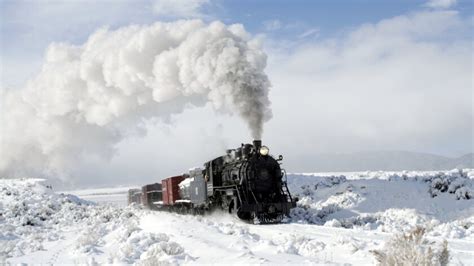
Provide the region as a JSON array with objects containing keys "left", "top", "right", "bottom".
[{"left": 0, "top": 0, "right": 472, "bottom": 188}]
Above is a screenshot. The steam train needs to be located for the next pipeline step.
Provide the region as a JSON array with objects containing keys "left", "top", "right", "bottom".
[{"left": 128, "top": 140, "right": 297, "bottom": 223}]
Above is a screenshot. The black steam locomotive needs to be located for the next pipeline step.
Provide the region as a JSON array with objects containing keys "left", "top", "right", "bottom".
[
  {"left": 129, "top": 140, "right": 297, "bottom": 223},
  {"left": 205, "top": 140, "right": 297, "bottom": 222}
]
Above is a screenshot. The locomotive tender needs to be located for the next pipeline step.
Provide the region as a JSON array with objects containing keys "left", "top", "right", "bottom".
[{"left": 129, "top": 140, "right": 297, "bottom": 223}]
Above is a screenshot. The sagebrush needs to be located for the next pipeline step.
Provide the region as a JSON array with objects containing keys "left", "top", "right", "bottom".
[{"left": 371, "top": 227, "right": 449, "bottom": 266}]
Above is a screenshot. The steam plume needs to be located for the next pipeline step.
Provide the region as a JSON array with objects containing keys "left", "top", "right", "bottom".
[{"left": 0, "top": 20, "right": 271, "bottom": 178}]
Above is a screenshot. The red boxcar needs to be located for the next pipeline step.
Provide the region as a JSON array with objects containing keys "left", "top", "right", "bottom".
[{"left": 162, "top": 175, "right": 185, "bottom": 205}]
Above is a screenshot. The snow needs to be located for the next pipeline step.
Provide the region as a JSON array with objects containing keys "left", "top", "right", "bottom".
[
  {"left": 287, "top": 169, "right": 473, "bottom": 228},
  {"left": 59, "top": 186, "right": 137, "bottom": 207},
  {"left": 179, "top": 178, "right": 193, "bottom": 188},
  {"left": 0, "top": 179, "right": 187, "bottom": 264},
  {"left": 1, "top": 169, "right": 473, "bottom": 265},
  {"left": 175, "top": 200, "right": 191, "bottom": 203}
]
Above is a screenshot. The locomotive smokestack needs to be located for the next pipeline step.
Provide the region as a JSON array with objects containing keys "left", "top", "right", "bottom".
[{"left": 253, "top": 140, "right": 262, "bottom": 150}]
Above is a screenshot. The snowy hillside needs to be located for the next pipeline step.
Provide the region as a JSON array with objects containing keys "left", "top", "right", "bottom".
[{"left": 1, "top": 170, "right": 473, "bottom": 265}]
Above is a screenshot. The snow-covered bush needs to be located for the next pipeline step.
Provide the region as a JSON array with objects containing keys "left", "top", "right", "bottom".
[
  {"left": 298, "top": 175, "right": 347, "bottom": 196},
  {"left": 275, "top": 234, "right": 325, "bottom": 257},
  {"left": 371, "top": 227, "right": 450, "bottom": 266},
  {"left": 429, "top": 216, "right": 474, "bottom": 239},
  {"left": 138, "top": 241, "right": 185, "bottom": 265},
  {"left": 427, "top": 170, "right": 472, "bottom": 199},
  {"left": 74, "top": 226, "right": 101, "bottom": 254},
  {"left": 291, "top": 188, "right": 363, "bottom": 224}
]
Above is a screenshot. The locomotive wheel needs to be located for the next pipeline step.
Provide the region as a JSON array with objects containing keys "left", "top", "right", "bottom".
[
  {"left": 255, "top": 213, "right": 284, "bottom": 224},
  {"left": 237, "top": 209, "right": 252, "bottom": 220},
  {"left": 230, "top": 199, "right": 251, "bottom": 220}
]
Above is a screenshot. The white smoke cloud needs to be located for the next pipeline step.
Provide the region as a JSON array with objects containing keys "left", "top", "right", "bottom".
[{"left": 0, "top": 20, "right": 271, "bottom": 179}]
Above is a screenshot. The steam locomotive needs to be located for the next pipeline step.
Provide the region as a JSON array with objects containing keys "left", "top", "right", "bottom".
[{"left": 128, "top": 140, "right": 297, "bottom": 223}]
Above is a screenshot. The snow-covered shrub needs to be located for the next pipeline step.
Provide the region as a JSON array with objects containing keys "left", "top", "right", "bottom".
[
  {"left": 275, "top": 234, "right": 325, "bottom": 257},
  {"left": 339, "top": 215, "right": 379, "bottom": 229},
  {"left": 338, "top": 209, "right": 434, "bottom": 234},
  {"left": 111, "top": 230, "right": 182, "bottom": 263},
  {"left": 429, "top": 216, "right": 474, "bottom": 239},
  {"left": 290, "top": 204, "right": 337, "bottom": 224},
  {"left": 74, "top": 226, "right": 101, "bottom": 253},
  {"left": 335, "top": 235, "right": 365, "bottom": 254},
  {"left": 299, "top": 185, "right": 314, "bottom": 196},
  {"left": 317, "top": 175, "right": 347, "bottom": 188},
  {"left": 324, "top": 219, "right": 342, "bottom": 227},
  {"left": 291, "top": 190, "right": 362, "bottom": 224},
  {"left": 454, "top": 186, "right": 472, "bottom": 200},
  {"left": 297, "top": 175, "right": 347, "bottom": 196},
  {"left": 137, "top": 241, "right": 186, "bottom": 266},
  {"left": 371, "top": 227, "right": 450, "bottom": 266},
  {"left": 426, "top": 170, "right": 472, "bottom": 199}
]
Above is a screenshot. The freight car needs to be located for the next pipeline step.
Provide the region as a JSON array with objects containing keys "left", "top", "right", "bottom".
[
  {"left": 141, "top": 183, "right": 162, "bottom": 209},
  {"left": 129, "top": 140, "right": 297, "bottom": 223},
  {"left": 128, "top": 189, "right": 142, "bottom": 205}
]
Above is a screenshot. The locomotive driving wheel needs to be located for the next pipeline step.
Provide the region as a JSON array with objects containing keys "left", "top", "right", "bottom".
[
  {"left": 254, "top": 213, "right": 284, "bottom": 224},
  {"left": 237, "top": 209, "right": 252, "bottom": 220}
]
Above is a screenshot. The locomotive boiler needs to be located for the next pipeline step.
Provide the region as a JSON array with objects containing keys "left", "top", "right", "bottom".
[{"left": 129, "top": 140, "right": 297, "bottom": 223}]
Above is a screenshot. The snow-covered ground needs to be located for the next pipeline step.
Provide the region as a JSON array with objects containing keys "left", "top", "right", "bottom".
[
  {"left": 1, "top": 169, "right": 473, "bottom": 265},
  {"left": 59, "top": 187, "right": 136, "bottom": 207}
]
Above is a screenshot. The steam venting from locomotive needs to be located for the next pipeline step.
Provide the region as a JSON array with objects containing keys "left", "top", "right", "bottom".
[{"left": 0, "top": 20, "right": 272, "bottom": 178}]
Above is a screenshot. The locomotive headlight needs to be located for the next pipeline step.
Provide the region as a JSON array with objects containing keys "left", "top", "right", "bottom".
[{"left": 259, "top": 146, "right": 269, "bottom": 156}]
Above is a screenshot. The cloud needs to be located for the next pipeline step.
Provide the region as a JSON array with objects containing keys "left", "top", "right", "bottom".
[
  {"left": 262, "top": 9, "right": 472, "bottom": 170},
  {"left": 425, "top": 0, "right": 457, "bottom": 9},
  {"left": 263, "top": 19, "right": 282, "bottom": 31},
  {"left": 152, "top": 0, "right": 210, "bottom": 18},
  {"left": 298, "top": 28, "right": 320, "bottom": 39}
]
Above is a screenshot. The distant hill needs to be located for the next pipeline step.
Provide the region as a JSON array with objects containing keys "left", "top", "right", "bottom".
[
  {"left": 292, "top": 151, "right": 474, "bottom": 172},
  {"left": 444, "top": 153, "right": 474, "bottom": 169}
]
